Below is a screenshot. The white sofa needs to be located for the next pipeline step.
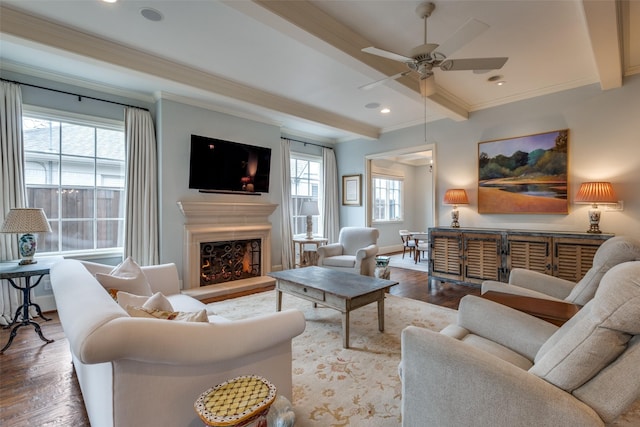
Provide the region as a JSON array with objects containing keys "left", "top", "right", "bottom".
[{"left": 50, "top": 259, "right": 306, "bottom": 427}]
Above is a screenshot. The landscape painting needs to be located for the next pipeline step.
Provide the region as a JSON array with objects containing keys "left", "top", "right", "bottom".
[{"left": 478, "top": 129, "right": 568, "bottom": 214}]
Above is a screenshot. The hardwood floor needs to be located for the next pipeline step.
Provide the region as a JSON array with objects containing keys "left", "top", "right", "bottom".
[{"left": 0, "top": 266, "right": 478, "bottom": 426}]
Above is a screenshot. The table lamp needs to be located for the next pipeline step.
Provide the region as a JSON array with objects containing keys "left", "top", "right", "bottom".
[
  {"left": 575, "top": 182, "right": 617, "bottom": 233},
  {"left": 1, "top": 208, "right": 52, "bottom": 265},
  {"left": 443, "top": 189, "right": 469, "bottom": 228},
  {"left": 300, "top": 200, "right": 319, "bottom": 239}
]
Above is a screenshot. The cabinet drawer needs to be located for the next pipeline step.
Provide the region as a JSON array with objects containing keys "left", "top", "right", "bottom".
[{"left": 278, "top": 280, "right": 325, "bottom": 301}]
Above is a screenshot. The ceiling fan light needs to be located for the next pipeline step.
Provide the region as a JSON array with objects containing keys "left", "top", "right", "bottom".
[{"left": 419, "top": 75, "right": 436, "bottom": 96}]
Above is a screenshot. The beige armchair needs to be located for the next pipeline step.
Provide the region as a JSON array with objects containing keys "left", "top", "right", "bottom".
[
  {"left": 401, "top": 261, "right": 640, "bottom": 427},
  {"left": 482, "top": 235, "right": 640, "bottom": 305},
  {"left": 317, "top": 227, "right": 379, "bottom": 276}
]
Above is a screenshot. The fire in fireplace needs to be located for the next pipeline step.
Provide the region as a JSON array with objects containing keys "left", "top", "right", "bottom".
[{"left": 200, "top": 239, "right": 261, "bottom": 285}]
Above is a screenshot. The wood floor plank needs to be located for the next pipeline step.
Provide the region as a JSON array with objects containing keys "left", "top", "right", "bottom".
[{"left": 0, "top": 263, "right": 476, "bottom": 426}]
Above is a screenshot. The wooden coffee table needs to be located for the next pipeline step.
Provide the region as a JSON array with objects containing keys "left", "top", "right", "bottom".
[
  {"left": 481, "top": 291, "right": 582, "bottom": 326},
  {"left": 268, "top": 267, "right": 398, "bottom": 348}
]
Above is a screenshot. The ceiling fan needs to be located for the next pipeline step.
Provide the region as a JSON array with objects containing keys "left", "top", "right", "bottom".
[{"left": 360, "top": 2, "right": 508, "bottom": 97}]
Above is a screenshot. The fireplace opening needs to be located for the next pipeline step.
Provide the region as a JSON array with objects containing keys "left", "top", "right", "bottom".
[{"left": 200, "top": 239, "right": 261, "bottom": 286}]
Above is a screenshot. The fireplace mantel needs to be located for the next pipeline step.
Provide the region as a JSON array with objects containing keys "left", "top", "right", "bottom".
[
  {"left": 177, "top": 201, "right": 277, "bottom": 224},
  {"left": 177, "top": 200, "right": 279, "bottom": 300}
]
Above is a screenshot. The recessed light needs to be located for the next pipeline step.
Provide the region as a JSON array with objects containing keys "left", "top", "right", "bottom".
[
  {"left": 365, "top": 102, "right": 380, "bottom": 109},
  {"left": 487, "top": 75, "right": 503, "bottom": 82},
  {"left": 496, "top": 80, "right": 506, "bottom": 86},
  {"left": 380, "top": 108, "right": 391, "bottom": 114},
  {"left": 102, "top": 0, "right": 117, "bottom": 3},
  {"left": 140, "top": 7, "right": 163, "bottom": 22}
]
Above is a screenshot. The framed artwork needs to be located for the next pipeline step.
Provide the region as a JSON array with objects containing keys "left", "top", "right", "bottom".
[
  {"left": 478, "top": 129, "right": 568, "bottom": 214},
  {"left": 342, "top": 174, "right": 362, "bottom": 206}
]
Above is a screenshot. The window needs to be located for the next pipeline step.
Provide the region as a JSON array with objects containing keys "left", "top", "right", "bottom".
[
  {"left": 22, "top": 109, "right": 125, "bottom": 254},
  {"left": 290, "top": 153, "right": 322, "bottom": 236},
  {"left": 372, "top": 176, "right": 403, "bottom": 222}
]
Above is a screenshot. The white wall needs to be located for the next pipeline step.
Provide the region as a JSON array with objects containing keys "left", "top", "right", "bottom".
[
  {"left": 337, "top": 74, "right": 640, "bottom": 247},
  {"left": 156, "top": 98, "right": 285, "bottom": 276}
]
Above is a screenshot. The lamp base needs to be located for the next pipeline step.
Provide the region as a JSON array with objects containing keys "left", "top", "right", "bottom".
[
  {"left": 18, "top": 233, "right": 38, "bottom": 265},
  {"left": 586, "top": 209, "right": 602, "bottom": 234},
  {"left": 305, "top": 215, "right": 314, "bottom": 239},
  {"left": 450, "top": 208, "right": 460, "bottom": 228}
]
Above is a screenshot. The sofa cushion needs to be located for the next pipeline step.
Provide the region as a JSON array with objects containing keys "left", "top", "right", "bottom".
[
  {"left": 530, "top": 262, "right": 640, "bottom": 391},
  {"left": 96, "top": 257, "right": 152, "bottom": 296},
  {"left": 126, "top": 306, "right": 209, "bottom": 322},
  {"left": 321, "top": 255, "right": 356, "bottom": 268}
]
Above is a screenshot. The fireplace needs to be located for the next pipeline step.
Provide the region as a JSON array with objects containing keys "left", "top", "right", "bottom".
[
  {"left": 178, "top": 201, "right": 278, "bottom": 300},
  {"left": 200, "top": 238, "right": 261, "bottom": 285}
]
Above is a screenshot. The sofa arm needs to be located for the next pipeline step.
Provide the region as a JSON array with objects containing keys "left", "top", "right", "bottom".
[
  {"left": 355, "top": 244, "right": 378, "bottom": 261},
  {"left": 508, "top": 268, "right": 576, "bottom": 299},
  {"left": 317, "top": 243, "right": 343, "bottom": 258},
  {"left": 80, "top": 309, "right": 306, "bottom": 365},
  {"left": 401, "top": 326, "right": 604, "bottom": 427},
  {"left": 140, "top": 263, "right": 181, "bottom": 295},
  {"left": 456, "top": 295, "right": 558, "bottom": 360}
]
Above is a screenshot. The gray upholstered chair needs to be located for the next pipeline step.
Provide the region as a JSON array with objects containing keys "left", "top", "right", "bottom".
[
  {"left": 317, "top": 227, "right": 379, "bottom": 276},
  {"left": 482, "top": 235, "right": 640, "bottom": 305},
  {"left": 401, "top": 261, "right": 640, "bottom": 427}
]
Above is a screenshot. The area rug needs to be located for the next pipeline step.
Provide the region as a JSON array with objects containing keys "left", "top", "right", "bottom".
[
  {"left": 386, "top": 253, "right": 429, "bottom": 272},
  {"left": 208, "top": 290, "right": 455, "bottom": 426}
]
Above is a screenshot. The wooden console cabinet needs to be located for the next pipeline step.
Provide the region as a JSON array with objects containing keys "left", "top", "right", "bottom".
[{"left": 428, "top": 227, "right": 613, "bottom": 287}]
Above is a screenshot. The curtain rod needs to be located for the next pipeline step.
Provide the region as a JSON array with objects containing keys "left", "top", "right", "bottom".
[
  {"left": 1, "top": 78, "right": 149, "bottom": 112},
  {"left": 282, "top": 136, "right": 333, "bottom": 150}
]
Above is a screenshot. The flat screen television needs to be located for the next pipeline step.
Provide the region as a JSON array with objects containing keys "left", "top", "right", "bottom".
[{"left": 188, "top": 134, "right": 272, "bottom": 194}]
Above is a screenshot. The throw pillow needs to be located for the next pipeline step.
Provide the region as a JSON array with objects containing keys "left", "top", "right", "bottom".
[
  {"left": 126, "top": 306, "right": 209, "bottom": 323},
  {"left": 96, "top": 257, "right": 152, "bottom": 297},
  {"left": 117, "top": 291, "right": 173, "bottom": 312}
]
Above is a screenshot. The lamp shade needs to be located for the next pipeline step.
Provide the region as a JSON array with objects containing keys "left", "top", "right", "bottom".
[
  {"left": 443, "top": 189, "right": 469, "bottom": 206},
  {"left": 1, "top": 208, "right": 52, "bottom": 234},
  {"left": 300, "top": 201, "right": 319, "bottom": 216},
  {"left": 575, "top": 182, "right": 617, "bottom": 204}
]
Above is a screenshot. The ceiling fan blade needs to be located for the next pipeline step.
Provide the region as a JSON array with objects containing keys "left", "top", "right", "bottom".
[
  {"left": 439, "top": 57, "right": 508, "bottom": 71},
  {"left": 359, "top": 71, "right": 412, "bottom": 91},
  {"left": 362, "top": 46, "right": 414, "bottom": 63},
  {"left": 435, "top": 18, "right": 490, "bottom": 57}
]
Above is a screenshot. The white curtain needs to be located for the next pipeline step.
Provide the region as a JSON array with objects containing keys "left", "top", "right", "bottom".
[
  {"left": 323, "top": 147, "right": 340, "bottom": 243},
  {"left": 124, "top": 107, "right": 159, "bottom": 266},
  {"left": 280, "top": 139, "right": 294, "bottom": 270},
  {"left": 0, "top": 81, "right": 28, "bottom": 325}
]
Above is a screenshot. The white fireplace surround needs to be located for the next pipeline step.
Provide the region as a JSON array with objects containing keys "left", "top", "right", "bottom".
[{"left": 177, "top": 201, "right": 278, "bottom": 300}]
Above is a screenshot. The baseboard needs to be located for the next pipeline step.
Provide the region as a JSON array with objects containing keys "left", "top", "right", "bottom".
[
  {"left": 34, "top": 294, "right": 57, "bottom": 313},
  {"left": 379, "top": 244, "right": 403, "bottom": 254}
]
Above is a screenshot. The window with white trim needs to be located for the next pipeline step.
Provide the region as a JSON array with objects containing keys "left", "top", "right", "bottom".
[
  {"left": 290, "top": 153, "right": 322, "bottom": 236},
  {"left": 22, "top": 108, "right": 125, "bottom": 254},
  {"left": 372, "top": 175, "right": 403, "bottom": 222}
]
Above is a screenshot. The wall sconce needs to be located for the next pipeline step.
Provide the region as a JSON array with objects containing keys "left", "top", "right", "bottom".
[
  {"left": 443, "top": 189, "right": 469, "bottom": 228},
  {"left": 575, "top": 182, "right": 618, "bottom": 233},
  {"left": 1, "top": 208, "right": 52, "bottom": 265},
  {"left": 299, "top": 200, "right": 319, "bottom": 239}
]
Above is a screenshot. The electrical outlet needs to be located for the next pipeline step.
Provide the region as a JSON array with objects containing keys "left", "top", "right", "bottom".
[{"left": 605, "top": 201, "right": 624, "bottom": 212}]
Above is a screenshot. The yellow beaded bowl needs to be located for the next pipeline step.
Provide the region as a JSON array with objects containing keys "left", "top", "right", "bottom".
[{"left": 194, "top": 375, "right": 277, "bottom": 427}]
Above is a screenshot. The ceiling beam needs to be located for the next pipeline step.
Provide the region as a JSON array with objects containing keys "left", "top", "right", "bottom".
[
  {"left": 0, "top": 5, "right": 381, "bottom": 140},
  {"left": 581, "top": 0, "right": 623, "bottom": 90},
  {"left": 251, "top": 0, "right": 468, "bottom": 121}
]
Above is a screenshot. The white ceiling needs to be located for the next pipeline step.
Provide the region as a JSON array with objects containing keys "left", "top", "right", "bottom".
[{"left": 0, "top": 0, "right": 638, "bottom": 143}]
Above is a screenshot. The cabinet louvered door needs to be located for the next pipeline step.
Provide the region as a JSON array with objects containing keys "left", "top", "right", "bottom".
[
  {"left": 463, "top": 233, "right": 502, "bottom": 284},
  {"left": 507, "top": 236, "right": 551, "bottom": 276},
  {"left": 554, "top": 238, "right": 603, "bottom": 282},
  {"left": 430, "top": 232, "right": 462, "bottom": 280}
]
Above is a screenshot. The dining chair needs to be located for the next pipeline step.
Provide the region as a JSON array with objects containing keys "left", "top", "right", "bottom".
[{"left": 399, "top": 230, "right": 416, "bottom": 260}]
